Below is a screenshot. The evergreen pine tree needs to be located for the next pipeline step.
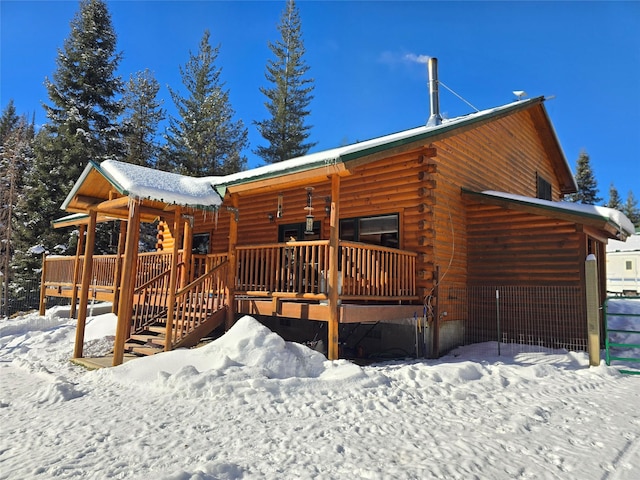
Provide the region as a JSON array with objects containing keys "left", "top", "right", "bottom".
[
  {"left": 254, "top": 0, "right": 316, "bottom": 163},
  {"left": 122, "top": 69, "right": 165, "bottom": 167},
  {"left": 162, "top": 30, "right": 247, "bottom": 176},
  {"left": 606, "top": 183, "right": 623, "bottom": 210},
  {"left": 1, "top": 116, "right": 36, "bottom": 314},
  {"left": 622, "top": 191, "right": 640, "bottom": 229},
  {"left": 0, "top": 100, "right": 20, "bottom": 145},
  {"left": 12, "top": 0, "right": 124, "bottom": 283},
  {"left": 567, "top": 150, "right": 601, "bottom": 204}
]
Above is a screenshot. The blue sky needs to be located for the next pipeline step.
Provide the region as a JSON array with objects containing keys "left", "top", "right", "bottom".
[{"left": 1, "top": 1, "right": 639, "bottom": 203}]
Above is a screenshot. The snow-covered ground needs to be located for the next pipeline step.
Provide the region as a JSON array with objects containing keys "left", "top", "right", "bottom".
[{"left": 1, "top": 301, "right": 639, "bottom": 480}]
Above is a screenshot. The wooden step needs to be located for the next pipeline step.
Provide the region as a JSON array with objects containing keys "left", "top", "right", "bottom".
[
  {"left": 129, "top": 333, "right": 166, "bottom": 347},
  {"left": 130, "top": 345, "right": 164, "bottom": 356},
  {"left": 147, "top": 325, "right": 167, "bottom": 335}
]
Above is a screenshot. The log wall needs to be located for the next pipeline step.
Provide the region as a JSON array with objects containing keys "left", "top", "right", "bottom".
[{"left": 466, "top": 204, "right": 583, "bottom": 286}]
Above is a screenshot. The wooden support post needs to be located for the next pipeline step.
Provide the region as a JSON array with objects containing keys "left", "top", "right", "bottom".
[
  {"left": 111, "top": 221, "right": 126, "bottom": 314},
  {"left": 74, "top": 210, "right": 97, "bottom": 359},
  {"left": 70, "top": 224, "right": 86, "bottom": 318},
  {"left": 38, "top": 252, "right": 48, "bottom": 316},
  {"left": 164, "top": 206, "right": 182, "bottom": 352},
  {"left": 226, "top": 195, "right": 239, "bottom": 330},
  {"left": 182, "top": 216, "right": 193, "bottom": 286},
  {"left": 113, "top": 200, "right": 141, "bottom": 366},
  {"left": 585, "top": 254, "right": 601, "bottom": 367},
  {"left": 328, "top": 175, "right": 341, "bottom": 360}
]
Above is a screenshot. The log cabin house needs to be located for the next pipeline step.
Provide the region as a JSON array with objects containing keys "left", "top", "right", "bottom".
[{"left": 41, "top": 60, "right": 635, "bottom": 366}]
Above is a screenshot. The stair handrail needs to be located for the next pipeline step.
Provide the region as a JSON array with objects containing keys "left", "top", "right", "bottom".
[
  {"left": 167, "top": 260, "right": 229, "bottom": 348},
  {"left": 175, "top": 259, "right": 228, "bottom": 297},
  {"left": 130, "top": 262, "right": 184, "bottom": 335}
]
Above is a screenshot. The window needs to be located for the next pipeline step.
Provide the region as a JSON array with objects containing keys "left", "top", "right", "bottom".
[
  {"left": 278, "top": 222, "right": 321, "bottom": 242},
  {"left": 192, "top": 233, "right": 210, "bottom": 254},
  {"left": 626, "top": 260, "right": 633, "bottom": 271},
  {"left": 340, "top": 214, "right": 399, "bottom": 248},
  {"left": 536, "top": 173, "right": 552, "bottom": 201}
]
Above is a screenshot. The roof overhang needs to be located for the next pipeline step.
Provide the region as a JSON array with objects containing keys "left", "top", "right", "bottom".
[
  {"left": 462, "top": 189, "right": 634, "bottom": 241},
  {"left": 57, "top": 160, "right": 221, "bottom": 227}
]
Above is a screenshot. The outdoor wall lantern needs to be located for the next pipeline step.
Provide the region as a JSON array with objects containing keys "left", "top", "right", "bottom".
[
  {"left": 304, "top": 187, "right": 315, "bottom": 234},
  {"left": 267, "top": 213, "right": 275, "bottom": 223},
  {"left": 324, "top": 196, "right": 331, "bottom": 217}
]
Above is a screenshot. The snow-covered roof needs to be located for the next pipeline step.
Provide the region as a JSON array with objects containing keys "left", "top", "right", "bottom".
[
  {"left": 100, "top": 160, "right": 223, "bottom": 208},
  {"left": 607, "top": 233, "right": 640, "bottom": 252},
  {"left": 478, "top": 190, "right": 636, "bottom": 238},
  {"left": 216, "top": 96, "right": 573, "bottom": 191},
  {"left": 62, "top": 96, "right": 575, "bottom": 214},
  {"left": 62, "top": 160, "right": 223, "bottom": 211}
]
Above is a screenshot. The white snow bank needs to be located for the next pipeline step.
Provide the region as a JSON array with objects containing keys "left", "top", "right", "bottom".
[
  {"left": 2, "top": 305, "right": 640, "bottom": 480},
  {"left": 101, "top": 159, "right": 223, "bottom": 208},
  {"left": 97, "top": 316, "right": 332, "bottom": 386}
]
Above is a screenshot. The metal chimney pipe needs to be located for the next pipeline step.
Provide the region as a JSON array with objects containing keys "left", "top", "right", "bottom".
[{"left": 427, "top": 57, "right": 442, "bottom": 127}]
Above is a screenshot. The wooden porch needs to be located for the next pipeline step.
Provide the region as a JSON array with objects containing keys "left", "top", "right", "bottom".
[{"left": 41, "top": 240, "right": 419, "bottom": 362}]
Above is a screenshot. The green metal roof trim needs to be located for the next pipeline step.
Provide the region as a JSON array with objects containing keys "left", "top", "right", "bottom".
[
  {"left": 60, "top": 160, "right": 124, "bottom": 211},
  {"left": 52, "top": 212, "right": 90, "bottom": 226},
  {"left": 463, "top": 189, "right": 636, "bottom": 238}
]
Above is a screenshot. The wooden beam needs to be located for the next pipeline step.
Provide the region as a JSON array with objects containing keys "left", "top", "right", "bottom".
[
  {"left": 328, "top": 174, "right": 341, "bottom": 360},
  {"left": 96, "top": 196, "right": 131, "bottom": 211},
  {"left": 74, "top": 210, "right": 97, "bottom": 359},
  {"left": 226, "top": 163, "right": 348, "bottom": 197},
  {"left": 113, "top": 200, "right": 141, "bottom": 366},
  {"left": 73, "top": 194, "right": 105, "bottom": 209}
]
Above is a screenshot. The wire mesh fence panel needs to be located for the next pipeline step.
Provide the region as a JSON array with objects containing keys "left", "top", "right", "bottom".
[
  {"left": 1, "top": 276, "right": 57, "bottom": 318},
  {"left": 445, "top": 285, "right": 587, "bottom": 356}
]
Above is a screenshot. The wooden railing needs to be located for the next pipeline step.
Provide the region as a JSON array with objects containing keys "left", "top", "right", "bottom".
[
  {"left": 169, "top": 260, "right": 229, "bottom": 347},
  {"left": 236, "top": 241, "right": 330, "bottom": 297},
  {"left": 339, "top": 241, "right": 417, "bottom": 299},
  {"left": 131, "top": 266, "right": 175, "bottom": 334},
  {"left": 43, "top": 241, "right": 418, "bottom": 310},
  {"left": 42, "top": 255, "right": 118, "bottom": 300},
  {"left": 191, "top": 253, "right": 228, "bottom": 278},
  {"left": 236, "top": 240, "right": 417, "bottom": 300},
  {"left": 135, "top": 251, "right": 174, "bottom": 288}
]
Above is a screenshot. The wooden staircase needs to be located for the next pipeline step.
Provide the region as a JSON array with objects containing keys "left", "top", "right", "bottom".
[
  {"left": 124, "top": 308, "right": 228, "bottom": 356},
  {"left": 123, "top": 260, "right": 230, "bottom": 357}
]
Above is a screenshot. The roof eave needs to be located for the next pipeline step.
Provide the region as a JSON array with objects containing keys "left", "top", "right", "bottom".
[{"left": 462, "top": 189, "right": 627, "bottom": 240}]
